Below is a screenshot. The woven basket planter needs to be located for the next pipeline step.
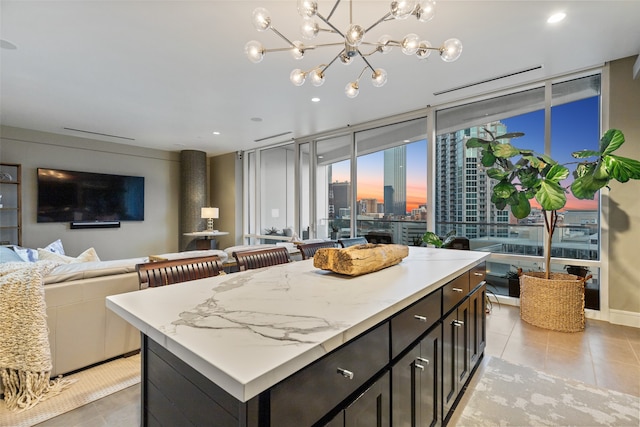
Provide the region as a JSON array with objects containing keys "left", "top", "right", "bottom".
[{"left": 519, "top": 272, "right": 586, "bottom": 332}]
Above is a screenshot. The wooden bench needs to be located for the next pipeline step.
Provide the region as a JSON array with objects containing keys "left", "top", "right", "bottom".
[
  {"left": 297, "top": 241, "right": 339, "bottom": 260},
  {"left": 136, "top": 255, "right": 222, "bottom": 289},
  {"left": 232, "top": 247, "right": 291, "bottom": 271}
]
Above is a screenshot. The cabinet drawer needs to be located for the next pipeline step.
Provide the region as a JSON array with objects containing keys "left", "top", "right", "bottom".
[
  {"left": 443, "top": 272, "right": 469, "bottom": 315},
  {"left": 270, "top": 321, "right": 389, "bottom": 427},
  {"left": 470, "top": 262, "right": 486, "bottom": 289},
  {"left": 390, "top": 289, "right": 441, "bottom": 359}
]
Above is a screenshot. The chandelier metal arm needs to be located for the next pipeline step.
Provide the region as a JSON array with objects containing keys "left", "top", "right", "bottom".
[
  {"left": 365, "top": 12, "right": 393, "bottom": 34},
  {"left": 326, "top": 0, "right": 342, "bottom": 21},
  {"left": 316, "top": 12, "right": 345, "bottom": 38},
  {"left": 270, "top": 27, "right": 297, "bottom": 49},
  {"left": 359, "top": 54, "right": 376, "bottom": 74},
  {"left": 319, "top": 49, "right": 346, "bottom": 74}
]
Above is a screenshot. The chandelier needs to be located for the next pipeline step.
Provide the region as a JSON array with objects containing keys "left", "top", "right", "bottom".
[{"left": 244, "top": 0, "right": 462, "bottom": 98}]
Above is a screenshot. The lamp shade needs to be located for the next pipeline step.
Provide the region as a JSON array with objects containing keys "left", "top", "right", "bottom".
[{"left": 201, "top": 207, "right": 219, "bottom": 219}]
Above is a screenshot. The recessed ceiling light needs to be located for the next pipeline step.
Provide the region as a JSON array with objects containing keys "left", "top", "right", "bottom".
[
  {"left": 547, "top": 12, "right": 566, "bottom": 24},
  {"left": 212, "top": 131, "right": 221, "bottom": 135},
  {"left": 311, "top": 97, "right": 320, "bottom": 102}
]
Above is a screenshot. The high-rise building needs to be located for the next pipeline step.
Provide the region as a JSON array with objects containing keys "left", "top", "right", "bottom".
[
  {"left": 384, "top": 146, "right": 407, "bottom": 216},
  {"left": 435, "top": 122, "right": 508, "bottom": 239}
]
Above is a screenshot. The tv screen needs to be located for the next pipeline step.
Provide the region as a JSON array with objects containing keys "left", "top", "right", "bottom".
[{"left": 37, "top": 168, "right": 144, "bottom": 223}]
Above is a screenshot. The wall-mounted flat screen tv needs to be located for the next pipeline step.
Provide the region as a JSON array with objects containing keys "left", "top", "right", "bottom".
[{"left": 37, "top": 168, "right": 144, "bottom": 223}]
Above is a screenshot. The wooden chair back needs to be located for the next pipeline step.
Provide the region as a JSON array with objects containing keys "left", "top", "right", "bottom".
[
  {"left": 297, "top": 241, "right": 338, "bottom": 260},
  {"left": 233, "top": 247, "right": 291, "bottom": 271},
  {"left": 136, "top": 255, "right": 222, "bottom": 289},
  {"left": 338, "top": 237, "right": 368, "bottom": 248}
]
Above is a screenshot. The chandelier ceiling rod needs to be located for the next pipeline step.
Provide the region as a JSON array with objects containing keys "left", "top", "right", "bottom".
[{"left": 244, "top": 0, "right": 463, "bottom": 98}]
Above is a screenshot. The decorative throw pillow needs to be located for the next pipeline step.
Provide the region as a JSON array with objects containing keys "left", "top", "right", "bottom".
[
  {"left": 12, "top": 239, "right": 65, "bottom": 262},
  {"left": 43, "top": 239, "right": 65, "bottom": 255},
  {"left": 37, "top": 247, "right": 100, "bottom": 264},
  {"left": 13, "top": 246, "right": 38, "bottom": 262}
]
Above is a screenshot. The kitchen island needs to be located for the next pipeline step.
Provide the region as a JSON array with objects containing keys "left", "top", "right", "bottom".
[{"left": 107, "top": 246, "right": 489, "bottom": 426}]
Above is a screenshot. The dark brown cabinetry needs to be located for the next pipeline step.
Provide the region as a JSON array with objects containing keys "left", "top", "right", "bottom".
[
  {"left": 140, "top": 262, "right": 487, "bottom": 427},
  {"left": 392, "top": 324, "right": 442, "bottom": 427}
]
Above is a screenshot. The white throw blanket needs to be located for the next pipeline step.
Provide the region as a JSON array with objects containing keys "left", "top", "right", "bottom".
[{"left": 0, "top": 261, "right": 73, "bottom": 411}]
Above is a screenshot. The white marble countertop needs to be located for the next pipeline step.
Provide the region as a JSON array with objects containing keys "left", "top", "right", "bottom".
[
  {"left": 106, "top": 246, "right": 489, "bottom": 402},
  {"left": 183, "top": 231, "right": 229, "bottom": 237}
]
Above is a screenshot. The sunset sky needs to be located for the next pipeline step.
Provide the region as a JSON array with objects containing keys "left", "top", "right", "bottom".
[{"left": 330, "top": 95, "right": 600, "bottom": 214}]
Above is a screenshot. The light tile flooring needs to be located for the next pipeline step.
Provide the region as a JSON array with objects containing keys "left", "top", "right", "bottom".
[{"left": 36, "top": 304, "right": 640, "bottom": 426}]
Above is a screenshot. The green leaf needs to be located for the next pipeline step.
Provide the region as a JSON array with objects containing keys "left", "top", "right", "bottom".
[
  {"left": 571, "top": 175, "right": 608, "bottom": 200},
  {"left": 572, "top": 150, "right": 602, "bottom": 159},
  {"left": 422, "top": 231, "right": 443, "bottom": 247},
  {"left": 535, "top": 180, "right": 567, "bottom": 211},
  {"left": 495, "top": 132, "right": 525, "bottom": 140},
  {"left": 604, "top": 154, "right": 640, "bottom": 182},
  {"left": 518, "top": 168, "right": 541, "bottom": 189},
  {"left": 494, "top": 181, "right": 517, "bottom": 198},
  {"left": 481, "top": 150, "right": 496, "bottom": 167},
  {"left": 544, "top": 164, "right": 570, "bottom": 183},
  {"left": 511, "top": 192, "right": 532, "bottom": 219},
  {"left": 601, "top": 129, "right": 625, "bottom": 156},
  {"left": 466, "top": 138, "right": 490, "bottom": 148},
  {"left": 486, "top": 168, "right": 509, "bottom": 180},
  {"left": 573, "top": 162, "right": 595, "bottom": 179},
  {"left": 492, "top": 143, "right": 521, "bottom": 158}
]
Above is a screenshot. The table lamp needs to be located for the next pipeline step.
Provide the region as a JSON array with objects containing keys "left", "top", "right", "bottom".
[{"left": 201, "top": 207, "right": 219, "bottom": 232}]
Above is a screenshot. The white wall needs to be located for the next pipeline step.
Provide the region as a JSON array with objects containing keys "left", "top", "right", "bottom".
[{"left": 0, "top": 126, "right": 180, "bottom": 260}]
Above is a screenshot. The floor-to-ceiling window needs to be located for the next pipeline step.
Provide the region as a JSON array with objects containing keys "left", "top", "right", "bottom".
[
  {"left": 242, "top": 71, "right": 603, "bottom": 310},
  {"left": 434, "top": 74, "right": 602, "bottom": 304},
  {"left": 355, "top": 118, "right": 428, "bottom": 245}
]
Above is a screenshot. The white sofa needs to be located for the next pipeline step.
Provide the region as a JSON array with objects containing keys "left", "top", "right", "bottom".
[{"left": 42, "top": 249, "right": 228, "bottom": 377}]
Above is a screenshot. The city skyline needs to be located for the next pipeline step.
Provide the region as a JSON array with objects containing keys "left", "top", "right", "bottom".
[{"left": 329, "top": 95, "right": 600, "bottom": 215}]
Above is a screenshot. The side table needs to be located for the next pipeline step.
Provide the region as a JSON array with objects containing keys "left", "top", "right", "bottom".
[{"left": 183, "top": 231, "right": 229, "bottom": 250}]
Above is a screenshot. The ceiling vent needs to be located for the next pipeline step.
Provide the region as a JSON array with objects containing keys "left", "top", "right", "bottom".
[
  {"left": 434, "top": 65, "right": 543, "bottom": 96},
  {"left": 254, "top": 131, "right": 293, "bottom": 143},
  {"left": 63, "top": 127, "right": 135, "bottom": 141}
]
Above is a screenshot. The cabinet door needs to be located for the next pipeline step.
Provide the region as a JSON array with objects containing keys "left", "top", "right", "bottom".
[
  {"left": 456, "top": 300, "right": 470, "bottom": 392},
  {"left": 468, "top": 283, "right": 486, "bottom": 367},
  {"left": 442, "top": 309, "right": 457, "bottom": 416},
  {"left": 416, "top": 325, "right": 441, "bottom": 427},
  {"left": 391, "top": 342, "right": 421, "bottom": 426},
  {"left": 344, "top": 371, "right": 390, "bottom": 427}
]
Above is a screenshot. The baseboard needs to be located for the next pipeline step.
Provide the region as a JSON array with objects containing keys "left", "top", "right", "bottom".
[{"left": 608, "top": 309, "right": 640, "bottom": 328}]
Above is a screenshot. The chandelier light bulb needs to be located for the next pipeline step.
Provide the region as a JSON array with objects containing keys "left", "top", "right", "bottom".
[
  {"left": 340, "top": 52, "right": 353, "bottom": 65},
  {"left": 345, "top": 24, "right": 365, "bottom": 46},
  {"left": 390, "top": 0, "right": 418, "bottom": 20},
  {"left": 297, "top": 0, "right": 318, "bottom": 18},
  {"left": 401, "top": 33, "right": 420, "bottom": 55},
  {"left": 300, "top": 17, "right": 320, "bottom": 39},
  {"left": 416, "top": 0, "right": 436, "bottom": 22},
  {"left": 345, "top": 81, "right": 359, "bottom": 98},
  {"left": 371, "top": 69, "right": 388, "bottom": 87},
  {"left": 310, "top": 68, "right": 325, "bottom": 86},
  {"left": 290, "top": 69, "right": 306, "bottom": 86},
  {"left": 440, "top": 38, "right": 463, "bottom": 62},
  {"left": 378, "top": 35, "right": 393, "bottom": 53},
  {"left": 416, "top": 40, "right": 432, "bottom": 59},
  {"left": 291, "top": 41, "right": 305, "bottom": 60},
  {"left": 245, "top": 40, "right": 265, "bottom": 63},
  {"left": 252, "top": 8, "right": 272, "bottom": 31}
]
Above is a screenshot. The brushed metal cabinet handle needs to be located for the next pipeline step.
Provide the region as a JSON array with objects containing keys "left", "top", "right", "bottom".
[
  {"left": 414, "top": 314, "right": 427, "bottom": 322},
  {"left": 337, "top": 368, "right": 354, "bottom": 380},
  {"left": 452, "top": 287, "right": 464, "bottom": 293}
]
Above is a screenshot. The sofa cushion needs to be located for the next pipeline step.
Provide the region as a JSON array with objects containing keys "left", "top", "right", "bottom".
[
  {"left": 38, "top": 247, "right": 101, "bottom": 264},
  {"left": 0, "top": 246, "right": 24, "bottom": 263}
]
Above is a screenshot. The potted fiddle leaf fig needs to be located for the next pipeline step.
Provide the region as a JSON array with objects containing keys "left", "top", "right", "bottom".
[{"left": 466, "top": 128, "right": 640, "bottom": 332}]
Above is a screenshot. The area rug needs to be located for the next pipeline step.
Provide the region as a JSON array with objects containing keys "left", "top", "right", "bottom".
[
  {"left": 0, "top": 353, "right": 140, "bottom": 427},
  {"left": 456, "top": 357, "right": 640, "bottom": 426}
]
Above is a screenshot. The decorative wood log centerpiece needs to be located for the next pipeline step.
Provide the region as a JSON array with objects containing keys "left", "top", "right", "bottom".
[{"left": 313, "top": 243, "right": 409, "bottom": 276}]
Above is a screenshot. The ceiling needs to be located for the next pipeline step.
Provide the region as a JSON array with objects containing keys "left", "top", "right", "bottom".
[{"left": 1, "top": 1, "right": 639, "bottom": 156}]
